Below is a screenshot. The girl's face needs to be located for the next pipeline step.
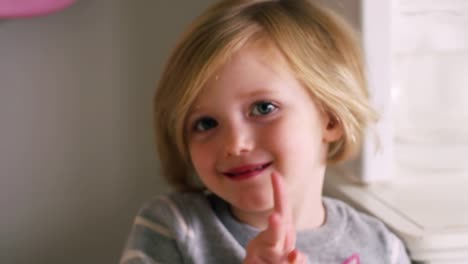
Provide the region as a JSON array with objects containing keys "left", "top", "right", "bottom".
[{"left": 185, "top": 43, "right": 341, "bottom": 216}]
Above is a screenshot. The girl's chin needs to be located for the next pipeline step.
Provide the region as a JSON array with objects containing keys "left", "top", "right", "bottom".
[{"left": 230, "top": 193, "right": 274, "bottom": 215}]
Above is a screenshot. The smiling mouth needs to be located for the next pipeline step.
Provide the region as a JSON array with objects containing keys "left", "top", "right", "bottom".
[{"left": 223, "top": 162, "right": 273, "bottom": 179}]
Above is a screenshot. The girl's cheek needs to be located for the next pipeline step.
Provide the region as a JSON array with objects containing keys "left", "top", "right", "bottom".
[
  {"left": 262, "top": 118, "right": 290, "bottom": 141},
  {"left": 190, "top": 142, "right": 214, "bottom": 166},
  {"left": 189, "top": 144, "right": 202, "bottom": 165}
]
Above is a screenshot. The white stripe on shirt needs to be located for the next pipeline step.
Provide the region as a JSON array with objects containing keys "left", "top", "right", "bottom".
[
  {"left": 134, "top": 216, "right": 173, "bottom": 239},
  {"left": 159, "top": 196, "right": 195, "bottom": 239},
  {"left": 120, "top": 249, "right": 159, "bottom": 264}
]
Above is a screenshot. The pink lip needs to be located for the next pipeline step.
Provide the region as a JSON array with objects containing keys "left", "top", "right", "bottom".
[{"left": 223, "top": 162, "right": 272, "bottom": 181}]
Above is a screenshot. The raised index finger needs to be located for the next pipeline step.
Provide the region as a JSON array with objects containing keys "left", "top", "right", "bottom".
[
  {"left": 271, "top": 171, "right": 287, "bottom": 216},
  {"left": 271, "top": 171, "right": 297, "bottom": 252}
]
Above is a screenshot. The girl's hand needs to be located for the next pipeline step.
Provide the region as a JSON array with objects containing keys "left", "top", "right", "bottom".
[{"left": 243, "top": 172, "right": 308, "bottom": 264}]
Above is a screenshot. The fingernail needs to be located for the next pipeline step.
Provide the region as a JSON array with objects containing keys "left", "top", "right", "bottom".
[{"left": 288, "top": 249, "right": 297, "bottom": 263}]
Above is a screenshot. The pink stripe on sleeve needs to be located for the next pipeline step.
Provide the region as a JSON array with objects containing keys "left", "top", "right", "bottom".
[{"left": 342, "top": 253, "right": 360, "bottom": 264}]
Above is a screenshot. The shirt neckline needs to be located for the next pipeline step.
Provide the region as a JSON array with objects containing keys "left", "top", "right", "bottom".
[{"left": 209, "top": 195, "right": 347, "bottom": 249}]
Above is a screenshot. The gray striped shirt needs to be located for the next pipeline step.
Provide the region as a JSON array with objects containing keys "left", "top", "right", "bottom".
[{"left": 120, "top": 192, "right": 410, "bottom": 264}]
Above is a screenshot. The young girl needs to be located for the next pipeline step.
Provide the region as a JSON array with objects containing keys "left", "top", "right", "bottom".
[{"left": 121, "top": 0, "right": 411, "bottom": 263}]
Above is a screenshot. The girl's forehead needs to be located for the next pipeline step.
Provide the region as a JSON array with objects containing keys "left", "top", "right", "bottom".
[
  {"left": 189, "top": 46, "right": 309, "bottom": 110},
  {"left": 242, "top": 39, "right": 291, "bottom": 73},
  {"left": 201, "top": 48, "right": 288, "bottom": 95},
  {"left": 213, "top": 41, "right": 293, "bottom": 86}
]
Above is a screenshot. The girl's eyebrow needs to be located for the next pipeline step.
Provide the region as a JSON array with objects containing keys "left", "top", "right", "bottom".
[
  {"left": 186, "top": 105, "right": 212, "bottom": 127},
  {"left": 240, "top": 88, "right": 280, "bottom": 99},
  {"left": 186, "top": 106, "right": 203, "bottom": 121}
]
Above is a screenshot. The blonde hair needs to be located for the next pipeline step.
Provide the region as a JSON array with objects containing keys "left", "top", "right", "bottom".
[{"left": 154, "top": 0, "right": 378, "bottom": 191}]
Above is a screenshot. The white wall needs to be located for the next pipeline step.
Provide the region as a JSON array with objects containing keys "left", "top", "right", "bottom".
[
  {"left": 391, "top": 0, "right": 468, "bottom": 179},
  {"left": 0, "top": 1, "right": 211, "bottom": 263}
]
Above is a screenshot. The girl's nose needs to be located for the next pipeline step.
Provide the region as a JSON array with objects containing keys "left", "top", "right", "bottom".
[{"left": 222, "top": 125, "right": 254, "bottom": 157}]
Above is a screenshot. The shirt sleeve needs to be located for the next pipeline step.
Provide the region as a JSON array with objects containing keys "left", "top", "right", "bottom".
[{"left": 120, "top": 197, "right": 186, "bottom": 264}]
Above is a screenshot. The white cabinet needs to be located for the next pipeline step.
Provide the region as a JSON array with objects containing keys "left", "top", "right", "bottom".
[{"left": 325, "top": 1, "right": 468, "bottom": 263}]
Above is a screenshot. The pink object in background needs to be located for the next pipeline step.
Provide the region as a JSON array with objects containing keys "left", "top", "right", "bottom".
[{"left": 0, "top": 0, "right": 76, "bottom": 19}]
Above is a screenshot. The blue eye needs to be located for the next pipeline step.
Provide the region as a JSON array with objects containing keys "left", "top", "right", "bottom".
[
  {"left": 193, "top": 117, "right": 218, "bottom": 132},
  {"left": 251, "top": 101, "right": 278, "bottom": 116}
]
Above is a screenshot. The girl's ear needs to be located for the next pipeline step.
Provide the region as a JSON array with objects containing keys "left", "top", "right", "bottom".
[{"left": 323, "top": 114, "right": 343, "bottom": 143}]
